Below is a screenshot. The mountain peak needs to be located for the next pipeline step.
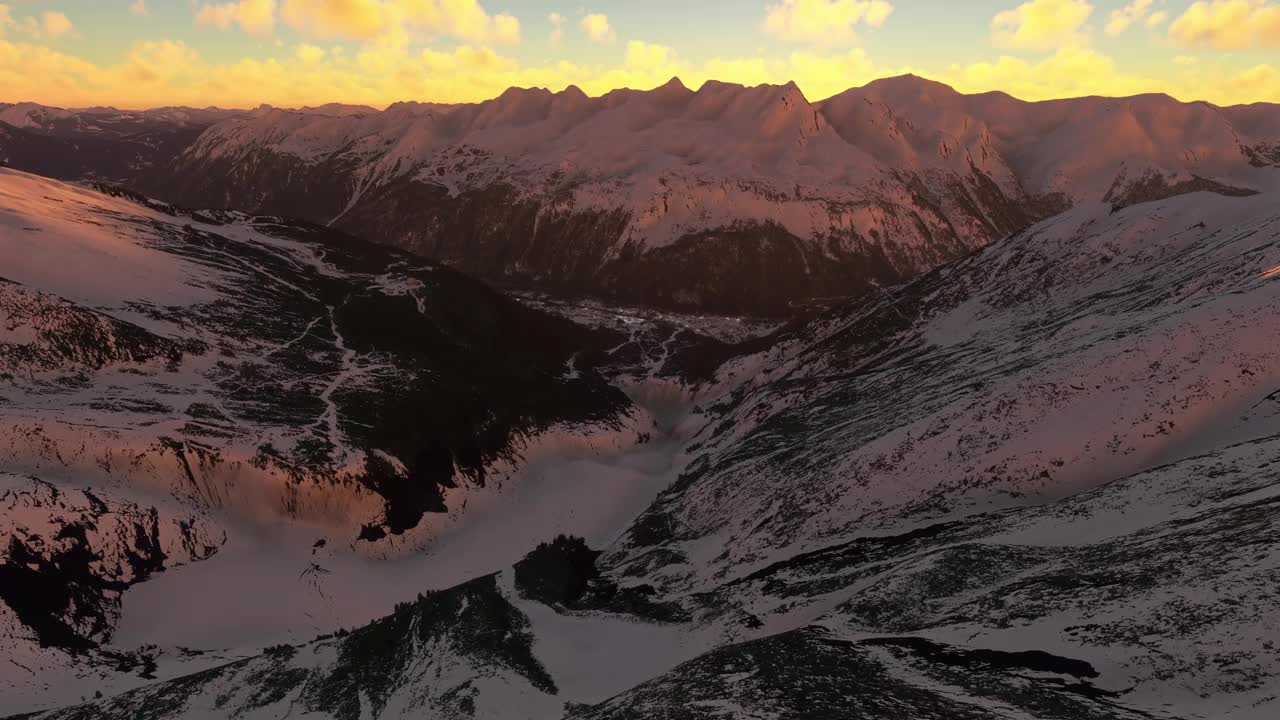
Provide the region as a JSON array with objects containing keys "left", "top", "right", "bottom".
[
  {"left": 696, "top": 79, "right": 746, "bottom": 94},
  {"left": 859, "top": 73, "right": 960, "bottom": 99},
  {"left": 496, "top": 86, "right": 553, "bottom": 102},
  {"left": 559, "top": 84, "right": 588, "bottom": 99}
]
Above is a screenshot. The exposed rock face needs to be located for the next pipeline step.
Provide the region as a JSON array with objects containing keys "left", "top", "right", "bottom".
[{"left": 123, "top": 76, "right": 1279, "bottom": 314}]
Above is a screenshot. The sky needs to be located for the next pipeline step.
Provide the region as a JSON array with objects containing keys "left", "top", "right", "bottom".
[{"left": 0, "top": 0, "right": 1278, "bottom": 109}]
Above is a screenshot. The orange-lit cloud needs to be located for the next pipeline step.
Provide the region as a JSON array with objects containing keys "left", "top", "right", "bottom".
[
  {"left": 284, "top": 0, "right": 520, "bottom": 45},
  {"left": 2, "top": 32, "right": 1278, "bottom": 110},
  {"left": 1, "top": 7, "right": 76, "bottom": 41},
  {"left": 41, "top": 11, "right": 73, "bottom": 39},
  {"left": 1168, "top": 0, "right": 1280, "bottom": 49},
  {"left": 549, "top": 12, "right": 564, "bottom": 46},
  {"left": 992, "top": 0, "right": 1093, "bottom": 49},
  {"left": 0, "top": 0, "right": 1278, "bottom": 111},
  {"left": 763, "top": 0, "right": 894, "bottom": 44},
  {"left": 196, "top": 0, "right": 276, "bottom": 38},
  {"left": 277, "top": 0, "right": 384, "bottom": 40},
  {"left": 195, "top": 0, "right": 521, "bottom": 45},
  {"left": 295, "top": 43, "right": 326, "bottom": 64}
]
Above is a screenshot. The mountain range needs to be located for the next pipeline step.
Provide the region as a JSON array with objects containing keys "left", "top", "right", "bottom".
[
  {"left": 1, "top": 75, "right": 1280, "bottom": 719},
  {"left": 4, "top": 75, "right": 1279, "bottom": 314}
]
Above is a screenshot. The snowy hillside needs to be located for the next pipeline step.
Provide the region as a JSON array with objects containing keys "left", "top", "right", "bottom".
[
  {"left": 129, "top": 75, "right": 1280, "bottom": 314},
  {"left": 6, "top": 162, "right": 1280, "bottom": 717},
  {"left": 0, "top": 169, "right": 673, "bottom": 711},
  {"left": 589, "top": 186, "right": 1280, "bottom": 718}
]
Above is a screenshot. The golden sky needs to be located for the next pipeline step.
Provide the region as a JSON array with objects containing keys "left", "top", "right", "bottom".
[{"left": 0, "top": 0, "right": 1278, "bottom": 109}]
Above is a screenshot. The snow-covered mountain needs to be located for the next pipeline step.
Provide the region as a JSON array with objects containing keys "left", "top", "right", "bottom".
[
  {"left": 129, "top": 75, "right": 1280, "bottom": 314},
  {"left": 0, "top": 103, "right": 245, "bottom": 185},
  {"left": 4, "top": 150, "right": 1280, "bottom": 718},
  {"left": 5, "top": 78, "right": 1278, "bottom": 315}
]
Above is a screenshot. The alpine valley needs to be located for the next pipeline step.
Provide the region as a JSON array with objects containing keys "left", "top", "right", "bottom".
[{"left": 1, "top": 75, "right": 1279, "bottom": 720}]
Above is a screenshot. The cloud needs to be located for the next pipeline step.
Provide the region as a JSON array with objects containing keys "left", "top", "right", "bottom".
[
  {"left": 296, "top": 43, "right": 325, "bottom": 64},
  {"left": 549, "top": 12, "right": 563, "bottom": 47},
  {"left": 7, "top": 10, "right": 77, "bottom": 41},
  {"left": 1168, "top": 0, "right": 1280, "bottom": 49},
  {"left": 191, "top": 0, "right": 520, "bottom": 45},
  {"left": 624, "top": 40, "right": 670, "bottom": 68},
  {"left": 763, "top": 0, "right": 894, "bottom": 44},
  {"left": 787, "top": 48, "right": 880, "bottom": 98},
  {"left": 130, "top": 0, "right": 148, "bottom": 17},
  {"left": 1220, "top": 63, "right": 1280, "bottom": 102},
  {"left": 579, "top": 13, "right": 615, "bottom": 44},
  {"left": 2, "top": 19, "right": 1279, "bottom": 110},
  {"left": 0, "top": 30, "right": 884, "bottom": 108},
  {"left": 1105, "top": 0, "right": 1163, "bottom": 35},
  {"left": 943, "top": 46, "right": 1143, "bottom": 98},
  {"left": 932, "top": 44, "right": 1277, "bottom": 105},
  {"left": 991, "top": 0, "right": 1093, "bottom": 49},
  {"left": 0, "top": 7, "right": 77, "bottom": 41},
  {"left": 276, "top": 0, "right": 520, "bottom": 45},
  {"left": 196, "top": 0, "right": 276, "bottom": 37},
  {"left": 277, "top": 0, "right": 383, "bottom": 39},
  {"left": 40, "top": 11, "right": 72, "bottom": 39}
]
